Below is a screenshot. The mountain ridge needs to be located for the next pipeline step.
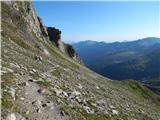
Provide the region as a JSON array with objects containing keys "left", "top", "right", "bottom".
[{"left": 73, "top": 37, "right": 160, "bottom": 95}]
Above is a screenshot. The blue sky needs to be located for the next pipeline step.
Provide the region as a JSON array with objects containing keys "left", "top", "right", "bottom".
[{"left": 32, "top": 1, "right": 159, "bottom": 43}]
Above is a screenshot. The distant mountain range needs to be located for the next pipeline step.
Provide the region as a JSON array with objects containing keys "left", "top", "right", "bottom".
[{"left": 73, "top": 37, "right": 160, "bottom": 94}]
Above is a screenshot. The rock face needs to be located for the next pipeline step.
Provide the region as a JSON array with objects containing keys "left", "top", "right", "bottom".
[
  {"left": 2, "top": 1, "right": 49, "bottom": 41},
  {"left": 47, "top": 27, "right": 81, "bottom": 61},
  {"left": 47, "top": 27, "right": 61, "bottom": 45},
  {"left": 47, "top": 27, "right": 65, "bottom": 53}
]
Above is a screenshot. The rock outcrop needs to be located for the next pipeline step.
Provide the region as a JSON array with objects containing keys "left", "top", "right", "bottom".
[
  {"left": 47, "top": 27, "right": 65, "bottom": 53},
  {"left": 47, "top": 27, "right": 81, "bottom": 61}
]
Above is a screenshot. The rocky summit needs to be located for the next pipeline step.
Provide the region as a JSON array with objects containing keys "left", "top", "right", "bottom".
[{"left": 1, "top": 1, "right": 160, "bottom": 120}]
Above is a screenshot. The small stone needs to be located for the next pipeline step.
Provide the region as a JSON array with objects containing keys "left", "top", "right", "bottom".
[
  {"left": 75, "top": 96, "right": 82, "bottom": 104},
  {"left": 21, "top": 82, "right": 29, "bottom": 86},
  {"left": 78, "top": 84, "right": 82, "bottom": 89},
  {"left": 25, "top": 82, "right": 29, "bottom": 86},
  {"left": 19, "top": 71, "right": 25, "bottom": 75},
  {"left": 83, "top": 106, "right": 92, "bottom": 114},
  {"left": 9, "top": 88, "right": 16, "bottom": 100},
  {"left": 29, "top": 71, "right": 34, "bottom": 75},
  {"left": 109, "top": 105, "right": 116, "bottom": 109},
  {"left": 54, "top": 88, "right": 63, "bottom": 97},
  {"left": 20, "top": 97, "right": 25, "bottom": 101},
  {"left": 39, "top": 56, "right": 42, "bottom": 61},
  {"left": 60, "top": 110, "right": 65, "bottom": 116},
  {"left": 32, "top": 69, "right": 36, "bottom": 73},
  {"left": 72, "top": 90, "right": 81, "bottom": 97},
  {"left": 36, "top": 108, "right": 41, "bottom": 113},
  {"left": 49, "top": 106, "right": 54, "bottom": 110},
  {"left": 62, "top": 91, "right": 68, "bottom": 97},
  {"left": 96, "top": 86, "right": 100, "bottom": 89},
  {"left": 37, "top": 89, "right": 45, "bottom": 94},
  {"left": 112, "top": 109, "right": 119, "bottom": 115},
  {"left": 26, "top": 110, "right": 29, "bottom": 115},
  {"left": 32, "top": 100, "right": 41, "bottom": 108},
  {"left": 35, "top": 55, "right": 42, "bottom": 61}
]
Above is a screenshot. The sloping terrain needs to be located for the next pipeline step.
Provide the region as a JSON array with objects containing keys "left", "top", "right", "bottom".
[
  {"left": 73, "top": 38, "right": 160, "bottom": 94},
  {"left": 1, "top": 1, "right": 160, "bottom": 120}
]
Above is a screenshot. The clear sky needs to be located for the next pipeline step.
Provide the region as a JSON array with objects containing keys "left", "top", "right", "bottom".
[{"left": 32, "top": 1, "right": 159, "bottom": 43}]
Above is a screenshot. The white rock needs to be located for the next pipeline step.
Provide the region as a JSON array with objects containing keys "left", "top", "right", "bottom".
[
  {"left": 96, "top": 86, "right": 100, "bottom": 89},
  {"left": 78, "top": 84, "right": 82, "bottom": 89},
  {"left": 9, "top": 88, "right": 16, "bottom": 100},
  {"left": 20, "top": 97, "right": 25, "bottom": 101},
  {"left": 29, "top": 71, "right": 34, "bottom": 75},
  {"left": 83, "top": 106, "right": 91, "bottom": 113},
  {"left": 7, "top": 113, "right": 16, "bottom": 120},
  {"left": 54, "top": 88, "right": 63, "bottom": 96},
  {"left": 44, "top": 48, "right": 49, "bottom": 55},
  {"left": 26, "top": 110, "right": 30, "bottom": 115},
  {"left": 62, "top": 91, "right": 68, "bottom": 97},
  {"left": 32, "top": 69, "right": 36, "bottom": 72},
  {"left": 83, "top": 106, "right": 94, "bottom": 114},
  {"left": 112, "top": 109, "right": 119, "bottom": 115},
  {"left": 72, "top": 90, "right": 81, "bottom": 96},
  {"left": 1, "top": 67, "right": 14, "bottom": 74}
]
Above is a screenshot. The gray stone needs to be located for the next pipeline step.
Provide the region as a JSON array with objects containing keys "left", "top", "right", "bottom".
[
  {"left": 78, "top": 84, "right": 82, "bottom": 89},
  {"left": 83, "top": 106, "right": 94, "bottom": 114},
  {"left": 112, "top": 109, "right": 119, "bottom": 115},
  {"left": 62, "top": 91, "right": 68, "bottom": 97},
  {"left": 54, "top": 88, "right": 63, "bottom": 97},
  {"left": 7, "top": 113, "right": 16, "bottom": 120},
  {"left": 20, "top": 97, "right": 25, "bottom": 101},
  {"left": 60, "top": 110, "right": 65, "bottom": 116},
  {"left": 32, "top": 100, "right": 41, "bottom": 108},
  {"left": 9, "top": 88, "right": 16, "bottom": 100}
]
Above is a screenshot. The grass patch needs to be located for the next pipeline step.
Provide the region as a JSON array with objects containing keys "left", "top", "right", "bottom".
[
  {"left": 31, "top": 72, "right": 40, "bottom": 80},
  {"left": 123, "top": 80, "right": 160, "bottom": 109},
  {"left": 1, "top": 99, "right": 14, "bottom": 109},
  {"left": 77, "top": 109, "right": 112, "bottom": 120},
  {"left": 36, "top": 80, "right": 51, "bottom": 87},
  {"left": 1, "top": 72, "right": 14, "bottom": 88},
  {"left": 51, "top": 69, "right": 62, "bottom": 77}
]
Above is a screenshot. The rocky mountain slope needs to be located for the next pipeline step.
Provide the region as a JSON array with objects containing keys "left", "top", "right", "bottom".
[{"left": 1, "top": 1, "right": 160, "bottom": 120}]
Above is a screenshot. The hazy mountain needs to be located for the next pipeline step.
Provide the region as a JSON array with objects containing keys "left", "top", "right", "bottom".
[
  {"left": 1, "top": 1, "right": 160, "bottom": 120},
  {"left": 73, "top": 38, "right": 160, "bottom": 94}
]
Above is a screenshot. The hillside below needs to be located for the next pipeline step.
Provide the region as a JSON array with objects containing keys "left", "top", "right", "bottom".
[
  {"left": 73, "top": 38, "right": 160, "bottom": 95},
  {"left": 1, "top": 1, "right": 160, "bottom": 120}
]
